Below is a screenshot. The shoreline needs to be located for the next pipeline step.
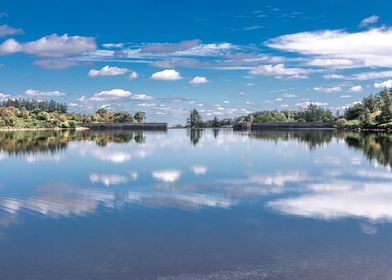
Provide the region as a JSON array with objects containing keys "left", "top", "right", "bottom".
[
  {"left": 0, "top": 127, "right": 90, "bottom": 132},
  {"left": 1, "top": 126, "right": 391, "bottom": 132}
]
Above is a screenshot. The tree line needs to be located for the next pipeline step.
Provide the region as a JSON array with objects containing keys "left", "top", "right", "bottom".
[
  {"left": 0, "top": 99, "right": 68, "bottom": 113},
  {"left": 185, "top": 88, "right": 392, "bottom": 129},
  {"left": 186, "top": 104, "right": 334, "bottom": 128}
]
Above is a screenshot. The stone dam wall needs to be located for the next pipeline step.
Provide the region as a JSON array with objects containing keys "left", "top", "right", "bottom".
[
  {"left": 234, "top": 122, "right": 335, "bottom": 130},
  {"left": 82, "top": 123, "right": 167, "bottom": 130}
]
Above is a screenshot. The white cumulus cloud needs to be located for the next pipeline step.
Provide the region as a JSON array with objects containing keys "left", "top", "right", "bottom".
[
  {"left": 23, "top": 34, "right": 96, "bottom": 57},
  {"left": 267, "top": 28, "right": 392, "bottom": 68},
  {"left": 353, "top": 71, "right": 392, "bottom": 80},
  {"left": 307, "top": 58, "right": 354, "bottom": 67},
  {"left": 88, "top": 65, "right": 129, "bottom": 77},
  {"left": 313, "top": 86, "right": 342, "bottom": 93},
  {"left": 129, "top": 71, "right": 138, "bottom": 80},
  {"left": 151, "top": 69, "right": 182, "bottom": 81},
  {"left": 249, "top": 63, "right": 309, "bottom": 79},
  {"left": 374, "top": 79, "right": 392, "bottom": 89},
  {"left": 0, "top": 34, "right": 96, "bottom": 57},
  {"left": 78, "top": 89, "right": 152, "bottom": 102},
  {"left": 102, "top": 43, "right": 124, "bottom": 49},
  {"left": 0, "top": 38, "right": 22, "bottom": 55},
  {"left": 189, "top": 76, "right": 209, "bottom": 84},
  {"left": 323, "top": 74, "right": 346, "bottom": 80},
  {"left": 348, "top": 85, "right": 363, "bottom": 92}
]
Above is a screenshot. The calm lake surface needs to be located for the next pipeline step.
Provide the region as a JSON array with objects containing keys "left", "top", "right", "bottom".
[{"left": 1, "top": 129, "right": 392, "bottom": 280}]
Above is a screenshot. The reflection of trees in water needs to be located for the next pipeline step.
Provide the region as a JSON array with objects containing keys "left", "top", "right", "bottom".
[
  {"left": 0, "top": 130, "right": 151, "bottom": 155},
  {"left": 134, "top": 133, "right": 146, "bottom": 144},
  {"left": 343, "top": 132, "right": 392, "bottom": 168},
  {"left": 212, "top": 128, "right": 219, "bottom": 139},
  {"left": 0, "top": 131, "right": 68, "bottom": 155},
  {"left": 2, "top": 128, "right": 392, "bottom": 169},
  {"left": 249, "top": 130, "right": 334, "bottom": 150},
  {"left": 187, "top": 129, "right": 203, "bottom": 146},
  {"left": 249, "top": 129, "right": 392, "bottom": 169},
  {"left": 85, "top": 130, "right": 144, "bottom": 147}
]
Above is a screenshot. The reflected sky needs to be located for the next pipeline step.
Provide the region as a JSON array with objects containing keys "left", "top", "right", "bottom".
[
  {"left": 1, "top": 129, "right": 392, "bottom": 279},
  {"left": 1, "top": 129, "right": 392, "bottom": 221}
]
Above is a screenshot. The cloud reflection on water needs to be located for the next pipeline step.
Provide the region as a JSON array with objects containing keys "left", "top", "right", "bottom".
[
  {"left": 269, "top": 181, "right": 392, "bottom": 221},
  {"left": 190, "top": 165, "right": 208, "bottom": 175},
  {"left": 0, "top": 129, "right": 391, "bottom": 229},
  {"left": 89, "top": 174, "right": 129, "bottom": 186},
  {"left": 152, "top": 170, "right": 182, "bottom": 183},
  {"left": 0, "top": 181, "right": 234, "bottom": 220},
  {"left": 268, "top": 166, "right": 392, "bottom": 222}
]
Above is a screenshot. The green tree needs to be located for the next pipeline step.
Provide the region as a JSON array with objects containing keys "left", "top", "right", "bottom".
[
  {"left": 113, "top": 112, "right": 133, "bottom": 123},
  {"left": 304, "top": 104, "right": 333, "bottom": 122},
  {"left": 96, "top": 108, "right": 108, "bottom": 117},
  {"left": 186, "top": 109, "right": 203, "bottom": 128},
  {"left": 246, "top": 114, "right": 254, "bottom": 123},
  {"left": 134, "top": 111, "right": 146, "bottom": 123},
  {"left": 344, "top": 103, "right": 366, "bottom": 120},
  {"left": 360, "top": 108, "right": 374, "bottom": 127},
  {"left": 211, "top": 116, "right": 220, "bottom": 128},
  {"left": 377, "top": 89, "right": 392, "bottom": 123},
  {"left": 36, "top": 112, "right": 50, "bottom": 121},
  {"left": 363, "top": 95, "right": 379, "bottom": 112}
]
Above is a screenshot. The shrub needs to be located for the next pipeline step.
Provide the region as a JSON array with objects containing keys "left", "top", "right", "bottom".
[
  {"left": 31, "top": 108, "right": 42, "bottom": 115},
  {"left": 61, "top": 121, "right": 70, "bottom": 128},
  {"left": 3, "top": 117, "right": 17, "bottom": 127},
  {"left": 335, "top": 118, "right": 347, "bottom": 128},
  {"left": 90, "top": 115, "right": 98, "bottom": 122},
  {"left": 36, "top": 112, "right": 49, "bottom": 121},
  {"left": 51, "top": 119, "right": 61, "bottom": 127},
  {"left": 16, "top": 110, "right": 24, "bottom": 118},
  {"left": 68, "top": 120, "right": 77, "bottom": 128},
  {"left": 345, "top": 119, "right": 361, "bottom": 129},
  {"left": 58, "top": 115, "right": 68, "bottom": 122},
  {"left": 0, "top": 107, "right": 17, "bottom": 119}
]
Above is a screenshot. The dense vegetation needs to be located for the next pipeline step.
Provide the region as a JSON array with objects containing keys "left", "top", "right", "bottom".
[
  {"left": 186, "top": 103, "right": 335, "bottom": 128},
  {"left": 0, "top": 99, "right": 147, "bottom": 129},
  {"left": 186, "top": 88, "right": 392, "bottom": 130},
  {"left": 0, "top": 130, "right": 147, "bottom": 155},
  {"left": 338, "top": 88, "right": 392, "bottom": 129}
]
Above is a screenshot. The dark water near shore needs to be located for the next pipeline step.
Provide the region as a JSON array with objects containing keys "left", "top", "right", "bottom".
[{"left": 0, "top": 129, "right": 392, "bottom": 279}]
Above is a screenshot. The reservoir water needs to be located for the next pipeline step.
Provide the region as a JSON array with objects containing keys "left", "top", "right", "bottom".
[{"left": 0, "top": 129, "right": 391, "bottom": 279}]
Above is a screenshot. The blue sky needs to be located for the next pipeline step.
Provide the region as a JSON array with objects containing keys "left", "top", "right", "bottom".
[{"left": 1, "top": 0, "right": 392, "bottom": 124}]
